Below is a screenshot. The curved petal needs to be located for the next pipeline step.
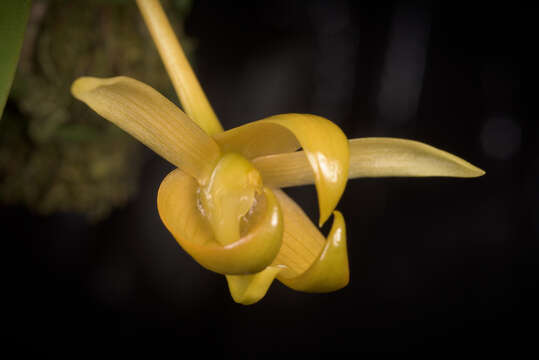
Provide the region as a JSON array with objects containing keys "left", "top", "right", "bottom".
[
  {"left": 213, "top": 121, "right": 301, "bottom": 158},
  {"left": 157, "top": 169, "right": 283, "bottom": 275},
  {"left": 215, "top": 114, "right": 349, "bottom": 226},
  {"left": 271, "top": 189, "right": 349, "bottom": 292},
  {"left": 224, "top": 189, "right": 349, "bottom": 305},
  {"left": 71, "top": 76, "right": 221, "bottom": 184},
  {"left": 278, "top": 211, "right": 349, "bottom": 293},
  {"left": 253, "top": 150, "right": 315, "bottom": 188},
  {"left": 226, "top": 266, "right": 282, "bottom": 305},
  {"left": 136, "top": 0, "right": 223, "bottom": 135},
  {"left": 253, "top": 137, "right": 485, "bottom": 187}
]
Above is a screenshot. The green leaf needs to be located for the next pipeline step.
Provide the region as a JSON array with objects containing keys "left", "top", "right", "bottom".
[{"left": 0, "top": 0, "right": 31, "bottom": 118}]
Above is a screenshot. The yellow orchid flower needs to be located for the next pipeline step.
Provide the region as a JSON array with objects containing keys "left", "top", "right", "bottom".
[{"left": 71, "top": 0, "right": 484, "bottom": 305}]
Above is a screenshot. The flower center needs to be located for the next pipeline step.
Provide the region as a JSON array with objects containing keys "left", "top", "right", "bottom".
[{"left": 199, "top": 152, "right": 263, "bottom": 246}]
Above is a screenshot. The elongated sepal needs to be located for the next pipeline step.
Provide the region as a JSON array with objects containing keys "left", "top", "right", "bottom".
[
  {"left": 253, "top": 137, "right": 485, "bottom": 188},
  {"left": 157, "top": 169, "right": 283, "bottom": 275},
  {"left": 278, "top": 211, "right": 349, "bottom": 293},
  {"left": 347, "top": 138, "right": 485, "bottom": 178},
  {"left": 226, "top": 266, "right": 282, "bottom": 305},
  {"left": 214, "top": 114, "right": 350, "bottom": 226},
  {"left": 71, "top": 76, "right": 221, "bottom": 183}
]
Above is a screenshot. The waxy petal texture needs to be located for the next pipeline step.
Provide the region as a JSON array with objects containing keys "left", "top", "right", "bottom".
[
  {"left": 272, "top": 189, "right": 348, "bottom": 292},
  {"left": 213, "top": 121, "right": 300, "bottom": 159},
  {"left": 278, "top": 210, "right": 348, "bottom": 293},
  {"left": 199, "top": 153, "right": 263, "bottom": 247},
  {"left": 226, "top": 266, "right": 282, "bottom": 305},
  {"left": 71, "top": 76, "right": 221, "bottom": 184},
  {"left": 224, "top": 189, "right": 349, "bottom": 304},
  {"left": 157, "top": 169, "right": 283, "bottom": 275},
  {"left": 215, "top": 114, "right": 350, "bottom": 226}
]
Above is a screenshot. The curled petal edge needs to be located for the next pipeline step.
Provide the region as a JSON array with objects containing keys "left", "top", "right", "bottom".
[
  {"left": 226, "top": 266, "right": 282, "bottom": 305},
  {"left": 277, "top": 211, "right": 349, "bottom": 293},
  {"left": 214, "top": 113, "right": 350, "bottom": 226},
  {"left": 225, "top": 211, "right": 349, "bottom": 305},
  {"left": 157, "top": 169, "right": 283, "bottom": 275}
]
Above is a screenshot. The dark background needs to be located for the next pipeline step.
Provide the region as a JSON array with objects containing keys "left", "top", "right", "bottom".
[{"left": 4, "top": 0, "right": 536, "bottom": 355}]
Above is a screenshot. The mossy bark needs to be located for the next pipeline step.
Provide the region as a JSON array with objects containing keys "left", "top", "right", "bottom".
[{"left": 0, "top": 0, "right": 193, "bottom": 221}]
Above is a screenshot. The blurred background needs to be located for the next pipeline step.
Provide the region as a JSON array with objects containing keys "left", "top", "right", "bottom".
[{"left": 2, "top": 0, "right": 535, "bottom": 355}]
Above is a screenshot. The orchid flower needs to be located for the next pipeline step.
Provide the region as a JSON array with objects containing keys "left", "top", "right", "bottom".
[{"left": 71, "top": 0, "right": 484, "bottom": 305}]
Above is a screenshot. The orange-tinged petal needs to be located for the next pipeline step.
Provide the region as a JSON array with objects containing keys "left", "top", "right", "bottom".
[
  {"left": 157, "top": 169, "right": 283, "bottom": 275},
  {"left": 215, "top": 114, "right": 349, "bottom": 226},
  {"left": 71, "top": 76, "right": 220, "bottom": 184}
]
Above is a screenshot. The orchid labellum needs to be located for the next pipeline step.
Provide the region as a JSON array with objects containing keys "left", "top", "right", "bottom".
[{"left": 71, "top": 0, "right": 484, "bottom": 305}]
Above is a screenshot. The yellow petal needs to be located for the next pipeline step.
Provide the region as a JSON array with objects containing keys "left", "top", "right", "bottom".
[
  {"left": 270, "top": 189, "right": 326, "bottom": 279},
  {"left": 278, "top": 211, "right": 349, "bottom": 293},
  {"left": 253, "top": 150, "right": 316, "bottom": 188},
  {"left": 225, "top": 266, "right": 282, "bottom": 305},
  {"left": 226, "top": 189, "right": 349, "bottom": 305},
  {"left": 253, "top": 137, "right": 485, "bottom": 187},
  {"left": 213, "top": 122, "right": 301, "bottom": 159},
  {"left": 136, "top": 0, "right": 223, "bottom": 135},
  {"left": 270, "top": 189, "right": 349, "bottom": 292},
  {"left": 71, "top": 76, "right": 220, "bottom": 184},
  {"left": 215, "top": 114, "right": 349, "bottom": 226},
  {"left": 157, "top": 169, "right": 283, "bottom": 275}
]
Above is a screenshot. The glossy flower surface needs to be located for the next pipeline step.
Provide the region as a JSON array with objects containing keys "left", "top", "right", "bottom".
[{"left": 71, "top": 0, "right": 484, "bottom": 305}]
